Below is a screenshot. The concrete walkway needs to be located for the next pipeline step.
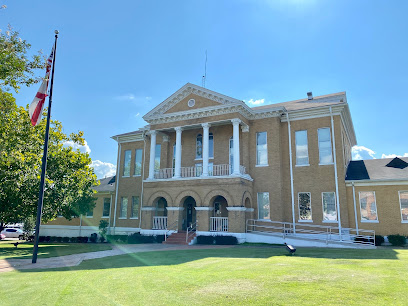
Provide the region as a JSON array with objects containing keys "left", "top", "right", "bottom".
[{"left": 0, "top": 244, "right": 232, "bottom": 273}]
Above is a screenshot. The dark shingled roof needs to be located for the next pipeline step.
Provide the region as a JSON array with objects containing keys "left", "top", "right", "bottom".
[
  {"left": 346, "top": 157, "right": 408, "bottom": 181},
  {"left": 93, "top": 176, "right": 116, "bottom": 192}
]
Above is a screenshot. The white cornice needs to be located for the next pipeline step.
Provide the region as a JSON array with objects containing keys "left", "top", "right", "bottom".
[{"left": 111, "top": 133, "right": 144, "bottom": 143}]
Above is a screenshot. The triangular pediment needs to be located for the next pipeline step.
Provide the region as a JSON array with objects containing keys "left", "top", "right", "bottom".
[{"left": 143, "top": 83, "right": 245, "bottom": 122}]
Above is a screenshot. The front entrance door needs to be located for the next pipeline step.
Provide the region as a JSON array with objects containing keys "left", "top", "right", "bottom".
[{"left": 183, "top": 196, "right": 196, "bottom": 230}]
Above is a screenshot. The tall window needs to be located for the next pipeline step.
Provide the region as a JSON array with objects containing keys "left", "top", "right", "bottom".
[
  {"left": 172, "top": 144, "right": 176, "bottom": 169},
  {"left": 196, "top": 134, "right": 203, "bottom": 158},
  {"left": 256, "top": 132, "right": 268, "bottom": 166},
  {"left": 318, "top": 128, "right": 333, "bottom": 164},
  {"left": 103, "top": 198, "right": 110, "bottom": 217},
  {"left": 120, "top": 197, "right": 128, "bottom": 219},
  {"left": 134, "top": 149, "right": 143, "bottom": 176},
  {"left": 295, "top": 130, "right": 309, "bottom": 165},
  {"left": 359, "top": 191, "right": 378, "bottom": 221},
  {"left": 131, "top": 196, "right": 139, "bottom": 218},
  {"left": 154, "top": 144, "right": 161, "bottom": 170},
  {"left": 196, "top": 133, "right": 213, "bottom": 159},
  {"left": 399, "top": 191, "right": 408, "bottom": 222},
  {"left": 257, "top": 192, "right": 270, "bottom": 219},
  {"left": 123, "top": 150, "right": 131, "bottom": 176},
  {"left": 322, "top": 192, "right": 337, "bottom": 221},
  {"left": 298, "top": 192, "right": 312, "bottom": 221},
  {"left": 86, "top": 209, "right": 93, "bottom": 218}
]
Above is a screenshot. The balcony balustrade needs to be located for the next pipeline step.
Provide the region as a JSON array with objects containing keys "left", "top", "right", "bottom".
[
  {"left": 210, "top": 217, "right": 229, "bottom": 232},
  {"left": 153, "top": 164, "right": 246, "bottom": 180}
]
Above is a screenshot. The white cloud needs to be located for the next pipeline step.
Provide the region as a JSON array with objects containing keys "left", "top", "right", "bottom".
[
  {"left": 91, "top": 160, "right": 116, "bottom": 179},
  {"left": 381, "top": 153, "right": 408, "bottom": 159},
  {"left": 352, "top": 146, "right": 376, "bottom": 160},
  {"left": 115, "top": 93, "right": 136, "bottom": 101},
  {"left": 63, "top": 140, "right": 91, "bottom": 154},
  {"left": 245, "top": 98, "right": 265, "bottom": 106},
  {"left": 145, "top": 96, "right": 152, "bottom": 101},
  {"left": 135, "top": 112, "right": 140, "bottom": 117}
]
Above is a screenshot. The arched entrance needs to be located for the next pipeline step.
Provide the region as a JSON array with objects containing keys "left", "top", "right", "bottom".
[
  {"left": 211, "top": 195, "right": 228, "bottom": 232},
  {"left": 153, "top": 197, "right": 167, "bottom": 230},
  {"left": 183, "top": 196, "right": 196, "bottom": 230}
]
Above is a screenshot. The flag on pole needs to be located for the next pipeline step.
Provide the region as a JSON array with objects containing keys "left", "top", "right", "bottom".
[{"left": 28, "top": 47, "right": 55, "bottom": 126}]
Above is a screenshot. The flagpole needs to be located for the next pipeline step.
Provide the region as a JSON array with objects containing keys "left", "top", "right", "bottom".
[{"left": 32, "top": 30, "right": 59, "bottom": 264}]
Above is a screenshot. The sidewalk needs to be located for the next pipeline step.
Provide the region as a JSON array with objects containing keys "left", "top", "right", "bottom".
[{"left": 0, "top": 244, "right": 232, "bottom": 273}]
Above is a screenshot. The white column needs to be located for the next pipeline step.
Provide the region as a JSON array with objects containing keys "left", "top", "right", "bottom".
[
  {"left": 231, "top": 118, "right": 241, "bottom": 175},
  {"left": 174, "top": 127, "right": 182, "bottom": 178},
  {"left": 148, "top": 130, "right": 156, "bottom": 180},
  {"left": 202, "top": 123, "right": 210, "bottom": 176}
]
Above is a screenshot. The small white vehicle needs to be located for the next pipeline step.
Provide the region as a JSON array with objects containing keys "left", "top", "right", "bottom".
[{"left": 1, "top": 228, "right": 24, "bottom": 239}]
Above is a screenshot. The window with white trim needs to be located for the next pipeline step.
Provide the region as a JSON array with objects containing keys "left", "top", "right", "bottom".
[
  {"left": 154, "top": 144, "right": 161, "bottom": 170},
  {"left": 209, "top": 133, "right": 214, "bottom": 158},
  {"left": 120, "top": 197, "right": 128, "bottom": 219},
  {"left": 229, "top": 137, "right": 234, "bottom": 173},
  {"left": 256, "top": 132, "right": 268, "bottom": 166},
  {"left": 295, "top": 130, "right": 309, "bottom": 165},
  {"left": 318, "top": 128, "right": 333, "bottom": 164},
  {"left": 123, "top": 150, "right": 131, "bottom": 176},
  {"left": 131, "top": 196, "right": 139, "bottom": 218},
  {"left": 86, "top": 209, "right": 93, "bottom": 218},
  {"left": 103, "top": 198, "right": 110, "bottom": 217},
  {"left": 359, "top": 191, "right": 378, "bottom": 221},
  {"left": 322, "top": 192, "right": 337, "bottom": 221},
  {"left": 172, "top": 144, "right": 176, "bottom": 169},
  {"left": 399, "top": 191, "right": 408, "bottom": 222},
  {"left": 134, "top": 149, "right": 143, "bottom": 176},
  {"left": 298, "top": 192, "right": 312, "bottom": 221},
  {"left": 196, "top": 134, "right": 203, "bottom": 159},
  {"left": 257, "top": 192, "right": 270, "bottom": 219}
]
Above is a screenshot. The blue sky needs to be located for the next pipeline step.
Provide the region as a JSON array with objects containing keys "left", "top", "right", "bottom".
[{"left": 2, "top": 0, "right": 408, "bottom": 178}]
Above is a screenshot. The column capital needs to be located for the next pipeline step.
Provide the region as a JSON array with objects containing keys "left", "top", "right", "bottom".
[
  {"left": 162, "top": 135, "right": 170, "bottom": 142},
  {"left": 231, "top": 118, "right": 241, "bottom": 126},
  {"left": 174, "top": 126, "right": 183, "bottom": 133},
  {"left": 148, "top": 130, "right": 157, "bottom": 136},
  {"left": 201, "top": 122, "right": 211, "bottom": 129}
]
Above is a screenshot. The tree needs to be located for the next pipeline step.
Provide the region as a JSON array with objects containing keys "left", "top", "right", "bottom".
[
  {"left": 0, "top": 26, "right": 45, "bottom": 92},
  {"left": 0, "top": 28, "right": 98, "bottom": 228}
]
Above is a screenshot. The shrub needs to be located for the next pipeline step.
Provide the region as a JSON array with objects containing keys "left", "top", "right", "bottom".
[
  {"left": 45, "top": 236, "right": 51, "bottom": 242},
  {"left": 155, "top": 235, "right": 165, "bottom": 243},
  {"left": 100, "top": 236, "right": 106, "bottom": 243},
  {"left": 354, "top": 236, "right": 374, "bottom": 245},
  {"left": 214, "top": 236, "right": 238, "bottom": 245},
  {"left": 77, "top": 236, "right": 88, "bottom": 243},
  {"left": 197, "top": 236, "right": 215, "bottom": 245},
  {"left": 388, "top": 234, "right": 406, "bottom": 246},
  {"left": 39, "top": 236, "right": 46, "bottom": 242},
  {"left": 62, "top": 237, "right": 70, "bottom": 243},
  {"left": 106, "top": 235, "right": 128, "bottom": 243},
  {"left": 49, "top": 236, "right": 57, "bottom": 242},
  {"left": 56, "top": 236, "right": 62, "bottom": 243},
  {"left": 375, "top": 235, "right": 385, "bottom": 246},
  {"left": 90, "top": 233, "right": 98, "bottom": 243},
  {"left": 69, "top": 237, "right": 78, "bottom": 243}
]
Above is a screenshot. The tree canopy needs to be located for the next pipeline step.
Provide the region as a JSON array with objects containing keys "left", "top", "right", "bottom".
[{"left": 0, "top": 28, "right": 98, "bottom": 227}]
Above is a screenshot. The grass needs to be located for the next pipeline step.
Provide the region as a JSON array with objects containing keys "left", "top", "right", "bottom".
[
  {"left": 1, "top": 246, "right": 408, "bottom": 305},
  {"left": 0, "top": 241, "right": 112, "bottom": 260}
]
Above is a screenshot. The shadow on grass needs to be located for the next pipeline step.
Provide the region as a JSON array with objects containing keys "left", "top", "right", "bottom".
[{"left": 17, "top": 245, "right": 401, "bottom": 273}]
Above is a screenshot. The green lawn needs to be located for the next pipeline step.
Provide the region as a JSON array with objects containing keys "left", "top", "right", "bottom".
[
  {"left": 1, "top": 246, "right": 408, "bottom": 305},
  {"left": 0, "top": 241, "right": 112, "bottom": 260}
]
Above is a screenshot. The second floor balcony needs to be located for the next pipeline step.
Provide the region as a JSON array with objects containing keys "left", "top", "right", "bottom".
[{"left": 152, "top": 164, "right": 249, "bottom": 180}]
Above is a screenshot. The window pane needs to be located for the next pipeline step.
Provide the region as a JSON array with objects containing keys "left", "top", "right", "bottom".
[
  {"left": 298, "top": 193, "right": 312, "bottom": 220},
  {"left": 123, "top": 150, "right": 131, "bottom": 176},
  {"left": 256, "top": 132, "right": 268, "bottom": 165},
  {"left": 360, "top": 192, "right": 378, "bottom": 221},
  {"left": 257, "top": 192, "right": 270, "bottom": 219},
  {"left": 322, "top": 192, "right": 337, "bottom": 221},
  {"left": 134, "top": 149, "right": 143, "bottom": 176},
  {"left": 196, "top": 134, "right": 203, "bottom": 158},
  {"left": 103, "top": 198, "right": 110, "bottom": 217},
  {"left": 209, "top": 133, "right": 214, "bottom": 158},
  {"left": 172, "top": 144, "right": 176, "bottom": 169},
  {"left": 229, "top": 137, "right": 234, "bottom": 173},
  {"left": 86, "top": 209, "right": 93, "bottom": 217},
  {"left": 131, "top": 196, "right": 139, "bottom": 218},
  {"left": 400, "top": 192, "right": 408, "bottom": 221},
  {"left": 318, "top": 128, "right": 333, "bottom": 164},
  {"left": 120, "top": 197, "right": 128, "bottom": 218},
  {"left": 295, "top": 130, "right": 309, "bottom": 165},
  {"left": 155, "top": 144, "right": 161, "bottom": 170}
]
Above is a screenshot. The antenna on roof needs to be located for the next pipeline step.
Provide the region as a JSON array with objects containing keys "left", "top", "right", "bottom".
[{"left": 202, "top": 50, "right": 207, "bottom": 88}]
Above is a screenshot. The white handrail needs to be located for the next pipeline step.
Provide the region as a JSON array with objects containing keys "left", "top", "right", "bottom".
[
  {"left": 186, "top": 221, "right": 197, "bottom": 243},
  {"left": 164, "top": 219, "right": 178, "bottom": 241},
  {"left": 246, "top": 219, "right": 375, "bottom": 246}
]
